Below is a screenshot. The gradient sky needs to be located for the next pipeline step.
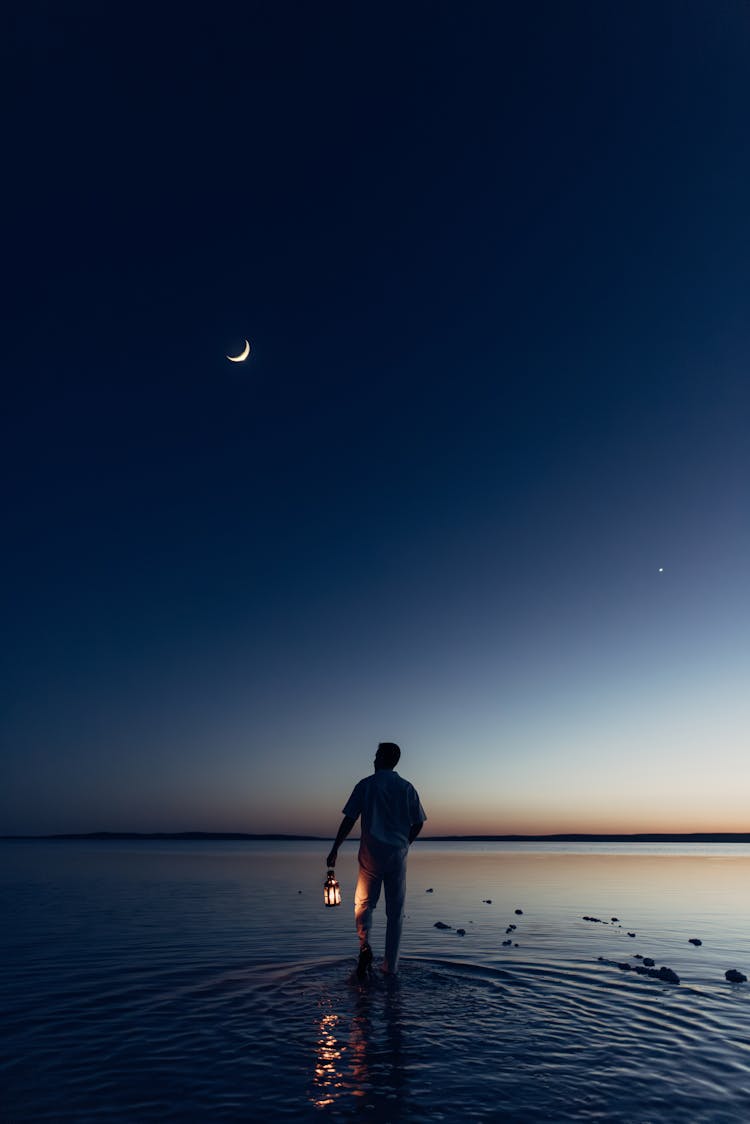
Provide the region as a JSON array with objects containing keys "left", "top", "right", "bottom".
[{"left": 3, "top": 3, "right": 748, "bottom": 836}]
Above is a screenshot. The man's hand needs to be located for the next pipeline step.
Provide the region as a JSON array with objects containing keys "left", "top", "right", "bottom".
[{"left": 326, "top": 847, "right": 338, "bottom": 868}]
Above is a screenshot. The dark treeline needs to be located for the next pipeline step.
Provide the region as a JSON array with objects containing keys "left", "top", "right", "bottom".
[{"left": 2, "top": 832, "right": 749, "bottom": 843}]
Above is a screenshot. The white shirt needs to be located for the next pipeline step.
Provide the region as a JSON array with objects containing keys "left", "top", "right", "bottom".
[{"left": 343, "top": 769, "right": 427, "bottom": 849}]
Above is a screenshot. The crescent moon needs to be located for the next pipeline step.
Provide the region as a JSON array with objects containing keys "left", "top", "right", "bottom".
[{"left": 227, "top": 339, "right": 251, "bottom": 362}]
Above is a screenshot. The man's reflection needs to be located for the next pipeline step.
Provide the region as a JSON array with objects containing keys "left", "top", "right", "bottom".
[{"left": 310, "top": 979, "right": 408, "bottom": 1116}]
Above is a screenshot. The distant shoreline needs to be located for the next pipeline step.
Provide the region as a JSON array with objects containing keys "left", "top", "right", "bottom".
[{"left": 2, "top": 831, "right": 750, "bottom": 844}]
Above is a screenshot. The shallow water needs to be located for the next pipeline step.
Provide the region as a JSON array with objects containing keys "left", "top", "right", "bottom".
[{"left": 2, "top": 841, "right": 750, "bottom": 1121}]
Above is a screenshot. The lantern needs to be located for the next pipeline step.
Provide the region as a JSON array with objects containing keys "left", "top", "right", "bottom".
[{"left": 324, "top": 868, "right": 342, "bottom": 907}]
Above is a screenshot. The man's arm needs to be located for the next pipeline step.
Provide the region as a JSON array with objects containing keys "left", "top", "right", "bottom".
[
  {"left": 408, "top": 821, "right": 423, "bottom": 844},
  {"left": 326, "top": 815, "right": 356, "bottom": 867}
]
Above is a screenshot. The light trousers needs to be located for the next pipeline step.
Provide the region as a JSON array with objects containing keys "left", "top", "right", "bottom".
[{"left": 354, "top": 838, "right": 408, "bottom": 974}]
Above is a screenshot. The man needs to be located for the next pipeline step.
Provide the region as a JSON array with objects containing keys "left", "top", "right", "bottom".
[{"left": 327, "top": 742, "right": 427, "bottom": 978}]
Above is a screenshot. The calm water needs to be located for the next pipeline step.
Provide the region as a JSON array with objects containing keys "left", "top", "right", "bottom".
[{"left": 2, "top": 840, "right": 750, "bottom": 1122}]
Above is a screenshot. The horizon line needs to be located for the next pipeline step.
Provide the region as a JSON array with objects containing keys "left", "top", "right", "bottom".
[{"left": 2, "top": 831, "right": 750, "bottom": 843}]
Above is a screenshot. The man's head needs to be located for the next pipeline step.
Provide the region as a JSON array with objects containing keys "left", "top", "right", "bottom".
[{"left": 374, "top": 742, "right": 401, "bottom": 770}]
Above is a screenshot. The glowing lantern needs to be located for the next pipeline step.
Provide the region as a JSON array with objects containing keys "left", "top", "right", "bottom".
[{"left": 324, "top": 869, "right": 342, "bottom": 907}]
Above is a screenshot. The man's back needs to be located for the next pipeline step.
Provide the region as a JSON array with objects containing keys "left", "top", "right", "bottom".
[{"left": 344, "top": 769, "right": 425, "bottom": 849}]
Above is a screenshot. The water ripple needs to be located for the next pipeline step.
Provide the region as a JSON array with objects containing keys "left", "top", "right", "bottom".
[
  {"left": 5, "top": 953, "right": 750, "bottom": 1121},
  {"left": 4, "top": 843, "right": 750, "bottom": 1121}
]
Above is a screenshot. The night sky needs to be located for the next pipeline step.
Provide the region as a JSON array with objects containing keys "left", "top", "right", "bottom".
[{"left": 3, "top": 3, "right": 748, "bottom": 836}]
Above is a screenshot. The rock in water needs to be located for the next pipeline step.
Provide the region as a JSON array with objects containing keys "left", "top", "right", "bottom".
[
  {"left": 434, "top": 921, "right": 451, "bottom": 929},
  {"left": 515, "top": 908, "right": 523, "bottom": 915},
  {"left": 624, "top": 960, "right": 678, "bottom": 983},
  {"left": 425, "top": 888, "right": 434, "bottom": 893},
  {"left": 643, "top": 957, "right": 655, "bottom": 967},
  {"left": 725, "top": 969, "right": 748, "bottom": 983},
  {"left": 456, "top": 928, "right": 466, "bottom": 936},
  {"left": 688, "top": 938, "right": 702, "bottom": 946}
]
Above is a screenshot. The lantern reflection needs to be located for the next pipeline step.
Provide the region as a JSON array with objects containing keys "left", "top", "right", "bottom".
[
  {"left": 308, "top": 985, "right": 407, "bottom": 1113},
  {"left": 311, "top": 1011, "right": 345, "bottom": 1109}
]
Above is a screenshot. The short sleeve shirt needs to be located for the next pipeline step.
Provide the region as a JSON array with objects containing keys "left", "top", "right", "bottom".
[{"left": 343, "top": 769, "right": 427, "bottom": 849}]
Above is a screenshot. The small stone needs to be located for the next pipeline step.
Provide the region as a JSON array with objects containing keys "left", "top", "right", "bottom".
[
  {"left": 502, "top": 939, "right": 512, "bottom": 946},
  {"left": 434, "top": 921, "right": 451, "bottom": 929},
  {"left": 611, "top": 917, "right": 619, "bottom": 922},
  {"left": 617, "top": 962, "right": 632, "bottom": 971},
  {"left": 688, "top": 938, "right": 702, "bottom": 946},
  {"left": 515, "top": 908, "right": 523, "bottom": 915},
  {"left": 634, "top": 954, "right": 643, "bottom": 960},
  {"left": 456, "top": 928, "right": 466, "bottom": 936},
  {"left": 425, "top": 888, "right": 434, "bottom": 893},
  {"left": 627, "top": 932, "right": 636, "bottom": 938},
  {"left": 725, "top": 969, "right": 748, "bottom": 983},
  {"left": 640, "top": 965, "right": 679, "bottom": 983},
  {"left": 643, "top": 957, "right": 655, "bottom": 967},
  {"left": 482, "top": 899, "right": 492, "bottom": 904},
  {"left": 514, "top": 942, "right": 519, "bottom": 947}
]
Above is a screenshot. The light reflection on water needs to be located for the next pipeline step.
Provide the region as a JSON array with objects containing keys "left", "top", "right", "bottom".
[
  {"left": 312, "top": 1010, "right": 342, "bottom": 1108},
  {"left": 2, "top": 841, "right": 750, "bottom": 1121}
]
